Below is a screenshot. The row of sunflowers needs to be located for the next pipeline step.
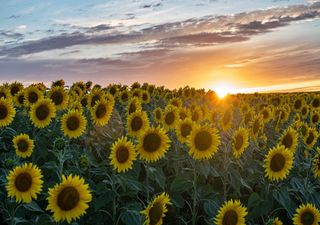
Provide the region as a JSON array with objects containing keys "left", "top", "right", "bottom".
[{"left": 0, "top": 80, "right": 320, "bottom": 225}]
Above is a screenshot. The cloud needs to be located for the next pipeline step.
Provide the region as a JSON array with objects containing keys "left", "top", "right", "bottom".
[{"left": 0, "top": 3, "right": 320, "bottom": 57}]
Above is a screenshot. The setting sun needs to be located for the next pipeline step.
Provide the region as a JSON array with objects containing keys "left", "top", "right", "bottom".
[{"left": 213, "top": 83, "right": 233, "bottom": 98}]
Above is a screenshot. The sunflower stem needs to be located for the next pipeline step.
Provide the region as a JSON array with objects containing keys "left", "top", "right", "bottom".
[{"left": 191, "top": 162, "right": 197, "bottom": 225}]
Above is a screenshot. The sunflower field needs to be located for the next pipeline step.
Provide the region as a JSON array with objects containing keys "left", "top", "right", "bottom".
[{"left": 0, "top": 80, "right": 320, "bottom": 225}]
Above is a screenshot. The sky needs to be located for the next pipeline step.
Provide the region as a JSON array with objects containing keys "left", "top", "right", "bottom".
[{"left": 0, "top": 0, "right": 320, "bottom": 92}]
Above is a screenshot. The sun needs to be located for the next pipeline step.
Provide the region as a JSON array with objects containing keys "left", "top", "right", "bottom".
[{"left": 213, "top": 83, "right": 233, "bottom": 98}]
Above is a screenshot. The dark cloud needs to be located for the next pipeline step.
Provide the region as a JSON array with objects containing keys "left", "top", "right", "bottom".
[
  {"left": 0, "top": 30, "right": 23, "bottom": 39},
  {"left": 0, "top": 3, "right": 320, "bottom": 57}
]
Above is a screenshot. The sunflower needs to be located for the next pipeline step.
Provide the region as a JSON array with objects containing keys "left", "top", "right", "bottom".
[
  {"left": 301, "top": 105, "right": 309, "bottom": 119},
  {"left": 14, "top": 90, "right": 25, "bottom": 107},
  {"left": 61, "top": 110, "right": 87, "bottom": 138},
  {"left": 137, "top": 127, "right": 171, "bottom": 163},
  {"left": 48, "top": 86, "right": 69, "bottom": 110},
  {"left": 187, "top": 125, "right": 221, "bottom": 160},
  {"left": 168, "top": 97, "right": 182, "bottom": 108},
  {"left": 9, "top": 82, "right": 23, "bottom": 97},
  {"left": 141, "top": 192, "right": 171, "bottom": 225},
  {"left": 24, "top": 85, "right": 43, "bottom": 106},
  {"left": 214, "top": 199, "right": 247, "bottom": 225},
  {"left": 279, "top": 126, "right": 298, "bottom": 153},
  {"left": 162, "top": 106, "right": 179, "bottom": 130},
  {"left": 221, "top": 108, "right": 233, "bottom": 131},
  {"left": 0, "top": 86, "right": 11, "bottom": 99},
  {"left": 304, "top": 127, "right": 318, "bottom": 149},
  {"left": 178, "top": 107, "right": 190, "bottom": 120},
  {"left": 241, "top": 107, "right": 253, "bottom": 126},
  {"left": 47, "top": 174, "right": 92, "bottom": 223},
  {"left": 109, "top": 136, "right": 137, "bottom": 173},
  {"left": 310, "top": 110, "right": 320, "bottom": 126},
  {"left": 6, "top": 163, "right": 43, "bottom": 203},
  {"left": 153, "top": 107, "right": 162, "bottom": 123},
  {"left": 300, "top": 123, "right": 309, "bottom": 138},
  {"left": 232, "top": 127, "right": 249, "bottom": 159},
  {"left": 91, "top": 99, "right": 113, "bottom": 126},
  {"left": 250, "top": 114, "right": 264, "bottom": 140},
  {"left": 264, "top": 145, "right": 294, "bottom": 181},
  {"left": 118, "top": 89, "right": 131, "bottom": 105},
  {"left": 311, "top": 95, "right": 320, "bottom": 109},
  {"left": 127, "top": 110, "right": 150, "bottom": 137},
  {"left": 183, "top": 88, "right": 191, "bottom": 99},
  {"left": 132, "top": 88, "right": 142, "bottom": 99},
  {"left": 272, "top": 217, "right": 283, "bottom": 225},
  {"left": 312, "top": 148, "right": 320, "bottom": 178},
  {"left": 141, "top": 90, "right": 151, "bottom": 104},
  {"left": 191, "top": 107, "right": 202, "bottom": 123},
  {"left": 13, "top": 133, "right": 34, "bottom": 158},
  {"left": 175, "top": 118, "right": 195, "bottom": 144},
  {"left": 30, "top": 98, "right": 56, "bottom": 128},
  {"left": 292, "top": 203, "right": 320, "bottom": 225},
  {"left": 127, "top": 97, "right": 142, "bottom": 115},
  {"left": 261, "top": 106, "right": 272, "bottom": 123},
  {"left": 293, "top": 97, "right": 305, "bottom": 112},
  {"left": 0, "top": 97, "right": 16, "bottom": 127}
]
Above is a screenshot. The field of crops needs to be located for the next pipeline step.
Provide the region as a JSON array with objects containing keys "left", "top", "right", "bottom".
[{"left": 0, "top": 80, "right": 320, "bottom": 225}]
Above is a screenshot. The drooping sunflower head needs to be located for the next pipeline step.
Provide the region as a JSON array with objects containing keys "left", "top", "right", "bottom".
[
  {"left": 51, "top": 79, "right": 65, "bottom": 87},
  {"left": 109, "top": 136, "right": 137, "bottom": 173},
  {"left": 162, "top": 105, "right": 179, "bottom": 130},
  {"left": 292, "top": 203, "right": 320, "bottom": 225},
  {"left": 221, "top": 107, "right": 233, "bottom": 131},
  {"left": 264, "top": 144, "right": 294, "bottom": 181},
  {"left": 304, "top": 127, "right": 319, "bottom": 149},
  {"left": 30, "top": 98, "right": 56, "bottom": 128},
  {"left": 141, "top": 192, "right": 172, "bottom": 225},
  {"left": 61, "top": 110, "right": 87, "bottom": 138},
  {"left": 91, "top": 99, "right": 113, "bottom": 126},
  {"left": 214, "top": 199, "right": 248, "bottom": 225},
  {"left": 46, "top": 174, "right": 92, "bottom": 223},
  {"left": 312, "top": 148, "right": 320, "bottom": 178},
  {"left": 232, "top": 127, "right": 249, "bottom": 159},
  {"left": 24, "top": 85, "right": 43, "bottom": 106},
  {"left": 13, "top": 133, "right": 34, "bottom": 158},
  {"left": 187, "top": 125, "right": 221, "bottom": 160},
  {"left": 153, "top": 107, "right": 163, "bottom": 123},
  {"left": 48, "top": 86, "right": 69, "bottom": 110},
  {"left": 250, "top": 114, "right": 264, "bottom": 140},
  {"left": 0, "top": 97, "right": 16, "bottom": 127},
  {"left": 127, "top": 97, "right": 142, "bottom": 115},
  {"left": 137, "top": 127, "right": 171, "bottom": 163},
  {"left": 279, "top": 126, "right": 298, "bottom": 153},
  {"left": 127, "top": 110, "right": 150, "bottom": 137},
  {"left": 175, "top": 118, "right": 194, "bottom": 144},
  {"left": 6, "top": 163, "right": 43, "bottom": 203}
]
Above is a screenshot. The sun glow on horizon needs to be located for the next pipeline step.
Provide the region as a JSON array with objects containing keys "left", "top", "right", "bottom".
[{"left": 213, "top": 83, "right": 234, "bottom": 98}]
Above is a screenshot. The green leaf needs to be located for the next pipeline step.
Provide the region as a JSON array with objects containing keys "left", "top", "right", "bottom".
[
  {"left": 36, "top": 214, "right": 55, "bottom": 225},
  {"left": 170, "top": 175, "right": 193, "bottom": 192},
  {"left": 23, "top": 201, "right": 44, "bottom": 213},
  {"left": 94, "top": 191, "right": 116, "bottom": 211},
  {"left": 146, "top": 166, "right": 166, "bottom": 189},
  {"left": 248, "top": 192, "right": 260, "bottom": 209},
  {"left": 273, "top": 187, "right": 297, "bottom": 217},
  {"left": 120, "top": 209, "right": 142, "bottom": 225}
]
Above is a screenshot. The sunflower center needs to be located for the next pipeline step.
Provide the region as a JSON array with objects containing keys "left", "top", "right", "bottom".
[
  {"left": 312, "top": 98, "right": 320, "bottom": 108},
  {"left": 281, "top": 134, "right": 293, "bottom": 149},
  {"left": 155, "top": 110, "right": 161, "bottom": 120},
  {"left": 36, "top": 104, "right": 50, "bottom": 120},
  {"left": 116, "top": 146, "right": 129, "bottom": 163},
  {"left": 17, "top": 139, "right": 29, "bottom": 152},
  {"left": 179, "top": 112, "right": 187, "bottom": 120},
  {"left": 121, "top": 93, "right": 128, "bottom": 101},
  {"left": 95, "top": 104, "right": 107, "bottom": 118},
  {"left": 302, "top": 107, "right": 307, "bottom": 115},
  {"left": 270, "top": 153, "right": 285, "bottom": 172},
  {"left": 300, "top": 210, "right": 315, "bottom": 225},
  {"left": 51, "top": 91, "right": 63, "bottom": 105},
  {"left": 57, "top": 186, "right": 80, "bottom": 211},
  {"left": 131, "top": 116, "right": 143, "bottom": 131},
  {"left": 28, "top": 91, "right": 38, "bottom": 103},
  {"left": 11, "top": 86, "right": 20, "bottom": 96},
  {"left": 15, "top": 172, "right": 32, "bottom": 192},
  {"left": 181, "top": 123, "right": 192, "bottom": 138},
  {"left": 81, "top": 97, "right": 88, "bottom": 107},
  {"left": 301, "top": 126, "right": 307, "bottom": 136},
  {"left": 253, "top": 120, "right": 260, "bottom": 134},
  {"left": 0, "top": 104, "right": 8, "bottom": 120},
  {"left": 263, "top": 110, "right": 269, "bottom": 119},
  {"left": 306, "top": 132, "right": 314, "bottom": 145},
  {"left": 142, "top": 93, "right": 148, "bottom": 101},
  {"left": 294, "top": 100, "right": 302, "bottom": 109},
  {"left": 165, "top": 112, "right": 175, "bottom": 125},
  {"left": 312, "top": 115, "right": 319, "bottom": 124},
  {"left": 143, "top": 133, "right": 161, "bottom": 152},
  {"left": 129, "top": 103, "right": 136, "bottom": 114},
  {"left": 194, "top": 130, "right": 212, "bottom": 151},
  {"left": 0, "top": 92, "right": 7, "bottom": 99},
  {"left": 18, "top": 95, "right": 24, "bottom": 104},
  {"left": 222, "top": 210, "right": 238, "bottom": 225},
  {"left": 149, "top": 202, "right": 163, "bottom": 225},
  {"left": 235, "top": 134, "right": 244, "bottom": 150},
  {"left": 67, "top": 116, "right": 80, "bottom": 131}
]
